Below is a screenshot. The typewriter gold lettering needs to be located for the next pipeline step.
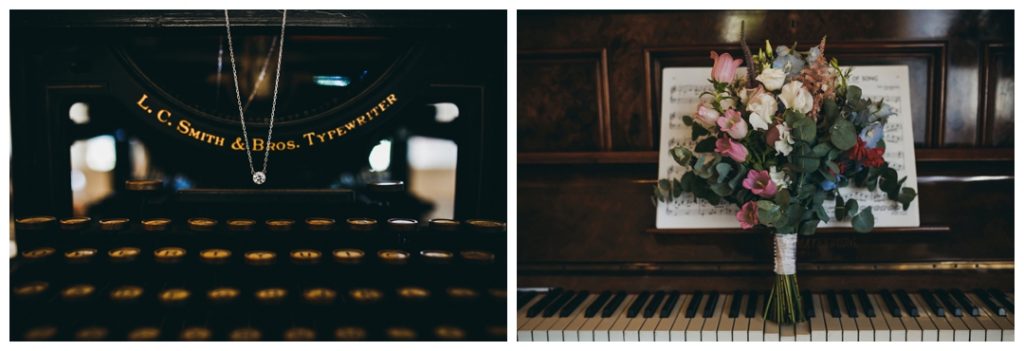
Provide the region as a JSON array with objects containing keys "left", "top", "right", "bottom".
[
  {"left": 334, "top": 326, "right": 368, "bottom": 341},
  {"left": 156, "top": 109, "right": 171, "bottom": 123},
  {"left": 14, "top": 281, "right": 48, "bottom": 296},
  {"left": 136, "top": 94, "right": 151, "bottom": 112},
  {"left": 22, "top": 247, "right": 55, "bottom": 259},
  {"left": 110, "top": 285, "right": 144, "bottom": 300},
  {"left": 300, "top": 93, "right": 398, "bottom": 147},
  {"left": 176, "top": 120, "right": 226, "bottom": 147}
]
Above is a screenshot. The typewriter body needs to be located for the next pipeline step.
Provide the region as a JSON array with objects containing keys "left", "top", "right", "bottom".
[
  {"left": 10, "top": 10, "right": 507, "bottom": 341},
  {"left": 517, "top": 10, "right": 1013, "bottom": 341}
]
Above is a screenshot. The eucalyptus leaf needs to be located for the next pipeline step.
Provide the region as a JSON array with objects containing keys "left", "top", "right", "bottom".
[
  {"left": 897, "top": 187, "right": 917, "bottom": 211},
  {"left": 829, "top": 118, "right": 857, "bottom": 150},
  {"left": 774, "top": 189, "right": 791, "bottom": 207},
  {"left": 682, "top": 115, "right": 694, "bottom": 126},
  {"left": 851, "top": 206, "right": 874, "bottom": 233},
  {"left": 715, "top": 162, "right": 733, "bottom": 184},
  {"left": 799, "top": 219, "right": 820, "bottom": 235},
  {"left": 692, "top": 123, "right": 709, "bottom": 140},
  {"left": 847, "top": 85, "right": 862, "bottom": 102},
  {"left": 846, "top": 198, "right": 859, "bottom": 216},
  {"left": 835, "top": 194, "right": 847, "bottom": 221},
  {"left": 757, "top": 200, "right": 784, "bottom": 226},
  {"left": 670, "top": 146, "right": 693, "bottom": 166},
  {"left": 812, "top": 143, "right": 832, "bottom": 157},
  {"left": 694, "top": 138, "right": 716, "bottom": 153},
  {"left": 710, "top": 182, "right": 733, "bottom": 196},
  {"left": 815, "top": 205, "right": 829, "bottom": 223}
]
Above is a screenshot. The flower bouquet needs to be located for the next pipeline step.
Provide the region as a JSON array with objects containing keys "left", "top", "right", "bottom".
[{"left": 653, "top": 37, "right": 917, "bottom": 324}]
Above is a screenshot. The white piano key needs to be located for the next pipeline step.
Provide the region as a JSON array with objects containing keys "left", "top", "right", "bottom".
[
  {"left": 684, "top": 295, "right": 709, "bottom": 341},
  {"left": 700, "top": 293, "right": 726, "bottom": 341},
  {"left": 731, "top": 294, "right": 751, "bottom": 342},
  {"left": 809, "top": 293, "right": 827, "bottom": 341},
  {"left": 562, "top": 302, "right": 596, "bottom": 341},
  {"left": 668, "top": 294, "right": 695, "bottom": 341},
  {"left": 820, "top": 294, "right": 842, "bottom": 341},
  {"left": 609, "top": 294, "right": 641, "bottom": 341},
  {"left": 965, "top": 292, "right": 1008, "bottom": 341},
  {"left": 956, "top": 305, "right": 988, "bottom": 341},
  {"left": 594, "top": 295, "right": 636, "bottom": 342},
  {"left": 518, "top": 293, "right": 544, "bottom": 329},
  {"left": 639, "top": 293, "right": 675, "bottom": 341},
  {"left": 835, "top": 295, "right": 859, "bottom": 341},
  {"left": 780, "top": 323, "right": 796, "bottom": 342},
  {"left": 716, "top": 294, "right": 735, "bottom": 341},
  {"left": 518, "top": 292, "right": 553, "bottom": 341},
  {"left": 547, "top": 294, "right": 598, "bottom": 341},
  {"left": 655, "top": 294, "right": 688, "bottom": 341},
  {"left": 872, "top": 294, "right": 906, "bottom": 341},
  {"left": 910, "top": 293, "right": 951, "bottom": 341},
  {"left": 748, "top": 294, "right": 764, "bottom": 341},
  {"left": 863, "top": 294, "right": 891, "bottom": 341}
]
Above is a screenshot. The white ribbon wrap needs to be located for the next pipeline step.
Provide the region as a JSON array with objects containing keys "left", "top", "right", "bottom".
[{"left": 773, "top": 234, "right": 798, "bottom": 275}]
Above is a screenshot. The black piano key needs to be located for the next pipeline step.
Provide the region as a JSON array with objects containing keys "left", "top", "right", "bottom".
[
  {"left": 702, "top": 291, "right": 720, "bottom": 318},
  {"left": 585, "top": 291, "right": 613, "bottom": 318},
  {"left": 659, "top": 291, "right": 681, "bottom": 318},
  {"left": 987, "top": 288, "right": 1014, "bottom": 313},
  {"left": 895, "top": 290, "right": 919, "bottom": 317},
  {"left": 880, "top": 289, "right": 902, "bottom": 317},
  {"left": 918, "top": 289, "right": 944, "bottom": 317},
  {"left": 559, "top": 290, "right": 591, "bottom": 317},
  {"left": 626, "top": 291, "right": 652, "bottom": 318},
  {"left": 745, "top": 290, "right": 758, "bottom": 318},
  {"left": 601, "top": 291, "right": 628, "bottom": 318},
  {"left": 643, "top": 291, "right": 667, "bottom": 318},
  {"left": 826, "top": 290, "right": 841, "bottom": 318},
  {"left": 935, "top": 289, "right": 962, "bottom": 317},
  {"left": 526, "top": 288, "right": 564, "bottom": 318},
  {"left": 972, "top": 289, "right": 1005, "bottom": 317},
  {"left": 542, "top": 290, "right": 577, "bottom": 317},
  {"left": 856, "top": 290, "right": 876, "bottom": 317},
  {"left": 728, "top": 290, "right": 743, "bottom": 318},
  {"left": 802, "top": 290, "right": 815, "bottom": 318},
  {"left": 519, "top": 291, "right": 539, "bottom": 309},
  {"left": 685, "top": 291, "right": 704, "bottom": 318},
  {"left": 841, "top": 290, "right": 858, "bottom": 318},
  {"left": 951, "top": 289, "right": 980, "bottom": 317}
]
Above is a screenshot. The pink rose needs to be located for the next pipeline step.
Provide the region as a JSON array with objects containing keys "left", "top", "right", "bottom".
[
  {"left": 710, "top": 51, "right": 743, "bottom": 83},
  {"left": 742, "top": 169, "right": 778, "bottom": 198},
  {"left": 716, "top": 109, "right": 748, "bottom": 140},
  {"left": 695, "top": 105, "right": 720, "bottom": 128},
  {"left": 714, "top": 137, "right": 748, "bottom": 163},
  {"left": 736, "top": 201, "right": 759, "bottom": 229}
]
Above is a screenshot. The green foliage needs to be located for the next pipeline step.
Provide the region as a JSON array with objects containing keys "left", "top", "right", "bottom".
[
  {"left": 851, "top": 206, "right": 874, "bottom": 233},
  {"left": 670, "top": 146, "right": 693, "bottom": 166},
  {"left": 897, "top": 187, "right": 917, "bottom": 211},
  {"left": 757, "top": 200, "right": 784, "bottom": 226},
  {"left": 691, "top": 123, "right": 709, "bottom": 140},
  {"left": 829, "top": 119, "right": 857, "bottom": 150},
  {"left": 694, "top": 137, "right": 716, "bottom": 153},
  {"left": 785, "top": 110, "right": 816, "bottom": 143}
]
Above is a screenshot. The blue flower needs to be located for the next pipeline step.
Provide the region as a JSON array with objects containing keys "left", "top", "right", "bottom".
[
  {"left": 806, "top": 47, "right": 822, "bottom": 65},
  {"left": 772, "top": 46, "right": 805, "bottom": 77},
  {"left": 820, "top": 179, "right": 837, "bottom": 191},
  {"left": 860, "top": 123, "right": 884, "bottom": 148}
]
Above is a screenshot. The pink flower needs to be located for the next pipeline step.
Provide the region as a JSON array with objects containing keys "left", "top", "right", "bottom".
[
  {"left": 714, "top": 137, "right": 748, "bottom": 163},
  {"left": 742, "top": 169, "right": 778, "bottom": 198},
  {"left": 710, "top": 51, "right": 743, "bottom": 83},
  {"left": 736, "top": 201, "right": 759, "bottom": 229},
  {"left": 716, "top": 109, "right": 748, "bottom": 139},
  {"left": 695, "top": 105, "right": 720, "bottom": 128}
]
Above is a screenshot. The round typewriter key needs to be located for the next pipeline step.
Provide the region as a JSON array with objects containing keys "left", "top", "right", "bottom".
[
  {"left": 128, "top": 326, "right": 161, "bottom": 340},
  {"left": 466, "top": 219, "right": 505, "bottom": 233},
  {"left": 266, "top": 219, "right": 295, "bottom": 231},
  {"left": 377, "top": 249, "right": 410, "bottom": 264},
  {"left": 332, "top": 248, "right": 365, "bottom": 264},
  {"left": 255, "top": 287, "right": 288, "bottom": 303},
  {"left": 397, "top": 286, "right": 430, "bottom": 300},
  {"left": 290, "top": 249, "right": 322, "bottom": 264},
  {"left": 386, "top": 326, "right": 417, "bottom": 340},
  {"left": 159, "top": 288, "right": 190, "bottom": 304},
  {"left": 349, "top": 288, "right": 383, "bottom": 303},
  {"left": 486, "top": 325, "right": 506, "bottom": 338},
  {"left": 489, "top": 288, "right": 507, "bottom": 299},
  {"left": 22, "top": 247, "right": 55, "bottom": 260},
  {"left": 230, "top": 327, "right": 261, "bottom": 341},
  {"left": 62, "top": 284, "right": 96, "bottom": 300},
  {"left": 108, "top": 247, "right": 141, "bottom": 262},
  {"left": 387, "top": 218, "right": 418, "bottom": 232},
  {"left": 65, "top": 247, "right": 97, "bottom": 263},
  {"left": 13, "top": 281, "right": 48, "bottom": 297},
  {"left": 305, "top": 217, "right": 335, "bottom": 231},
  {"left": 125, "top": 179, "right": 162, "bottom": 191},
  {"left": 15, "top": 216, "right": 57, "bottom": 230},
  {"left": 199, "top": 248, "right": 232, "bottom": 264},
  {"left": 226, "top": 218, "right": 256, "bottom": 231},
  {"left": 420, "top": 250, "right": 454, "bottom": 263},
  {"left": 180, "top": 327, "right": 212, "bottom": 341},
  {"left": 347, "top": 218, "right": 378, "bottom": 231},
  {"left": 23, "top": 326, "right": 58, "bottom": 340},
  {"left": 334, "top": 326, "right": 367, "bottom": 341},
  {"left": 434, "top": 325, "right": 466, "bottom": 340},
  {"left": 98, "top": 218, "right": 130, "bottom": 231},
  {"left": 304, "top": 287, "right": 337, "bottom": 304},
  {"left": 367, "top": 180, "right": 405, "bottom": 192},
  {"left": 110, "top": 285, "right": 144, "bottom": 301},
  {"left": 461, "top": 250, "right": 496, "bottom": 264},
  {"left": 428, "top": 218, "right": 460, "bottom": 231},
  {"left": 244, "top": 250, "right": 276, "bottom": 265},
  {"left": 141, "top": 218, "right": 172, "bottom": 231},
  {"left": 154, "top": 247, "right": 186, "bottom": 263},
  {"left": 75, "top": 326, "right": 109, "bottom": 340},
  {"left": 284, "top": 327, "right": 316, "bottom": 341},
  {"left": 187, "top": 217, "right": 217, "bottom": 231},
  {"left": 207, "top": 287, "right": 240, "bottom": 302},
  {"left": 59, "top": 216, "right": 91, "bottom": 230},
  {"left": 446, "top": 287, "right": 479, "bottom": 299}
]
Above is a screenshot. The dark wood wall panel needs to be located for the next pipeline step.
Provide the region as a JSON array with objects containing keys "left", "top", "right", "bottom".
[
  {"left": 517, "top": 49, "right": 610, "bottom": 152},
  {"left": 982, "top": 43, "right": 1014, "bottom": 146}
]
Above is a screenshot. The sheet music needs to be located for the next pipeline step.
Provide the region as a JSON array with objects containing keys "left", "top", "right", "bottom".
[{"left": 656, "top": 65, "right": 920, "bottom": 229}]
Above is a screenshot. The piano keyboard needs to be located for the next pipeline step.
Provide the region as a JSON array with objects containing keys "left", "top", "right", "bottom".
[{"left": 517, "top": 289, "right": 1014, "bottom": 341}]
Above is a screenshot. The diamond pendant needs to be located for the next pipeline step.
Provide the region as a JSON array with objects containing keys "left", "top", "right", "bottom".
[{"left": 252, "top": 171, "right": 266, "bottom": 185}]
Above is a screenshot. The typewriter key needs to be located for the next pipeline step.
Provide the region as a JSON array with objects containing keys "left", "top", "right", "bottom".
[
  {"left": 428, "top": 218, "right": 460, "bottom": 231},
  {"left": 226, "top": 218, "right": 256, "bottom": 231},
  {"left": 125, "top": 179, "right": 162, "bottom": 191},
  {"left": 304, "top": 287, "right": 338, "bottom": 304},
  {"left": 266, "top": 219, "right": 295, "bottom": 231},
  {"left": 187, "top": 217, "right": 217, "bottom": 231},
  {"left": 386, "top": 326, "right": 417, "bottom": 340},
  {"left": 334, "top": 326, "right": 367, "bottom": 341},
  {"left": 349, "top": 288, "right": 383, "bottom": 303},
  {"left": 127, "top": 327, "right": 161, "bottom": 341},
  {"left": 387, "top": 218, "right": 418, "bottom": 231},
  {"left": 446, "top": 287, "right": 479, "bottom": 299},
  {"left": 255, "top": 288, "right": 288, "bottom": 303},
  {"left": 290, "top": 249, "right": 322, "bottom": 264},
  {"left": 159, "top": 288, "right": 191, "bottom": 304},
  {"left": 154, "top": 247, "right": 187, "bottom": 263},
  {"left": 75, "top": 326, "right": 109, "bottom": 340},
  {"left": 434, "top": 325, "right": 466, "bottom": 340},
  {"left": 332, "top": 248, "right": 365, "bottom": 264},
  {"left": 22, "top": 247, "right": 55, "bottom": 260},
  {"left": 398, "top": 286, "right": 431, "bottom": 300},
  {"left": 466, "top": 219, "right": 505, "bottom": 233},
  {"left": 23, "top": 326, "right": 58, "bottom": 340},
  {"left": 207, "top": 287, "right": 240, "bottom": 302},
  {"left": 180, "top": 327, "right": 212, "bottom": 341},
  {"left": 305, "top": 217, "right": 335, "bottom": 231},
  {"left": 486, "top": 325, "right": 507, "bottom": 338},
  {"left": 108, "top": 247, "right": 141, "bottom": 262},
  {"left": 110, "top": 285, "right": 144, "bottom": 301},
  {"left": 141, "top": 218, "right": 172, "bottom": 231},
  {"left": 420, "top": 250, "right": 454, "bottom": 263},
  {"left": 13, "top": 281, "right": 48, "bottom": 297},
  {"left": 347, "top": 218, "right": 378, "bottom": 231},
  {"left": 62, "top": 284, "right": 96, "bottom": 300},
  {"left": 59, "top": 216, "right": 91, "bottom": 230},
  {"left": 367, "top": 180, "right": 405, "bottom": 192},
  {"left": 489, "top": 288, "right": 507, "bottom": 299},
  {"left": 377, "top": 249, "right": 410, "bottom": 264},
  {"left": 65, "top": 248, "right": 98, "bottom": 263},
  {"left": 230, "top": 327, "right": 262, "bottom": 341},
  {"left": 284, "top": 327, "right": 317, "bottom": 341},
  {"left": 460, "top": 250, "right": 496, "bottom": 263},
  {"left": 200, "top": 248, "right": 232, "bottom": 264},
  {"left": 245, "top": 250, "right": 277, "bottom": 265},
  {"left": 15, "top": 216, "right": 57, "bottom": 230},
  {"left": 98, "top": 218, "right": 130, "bottom": 231}
]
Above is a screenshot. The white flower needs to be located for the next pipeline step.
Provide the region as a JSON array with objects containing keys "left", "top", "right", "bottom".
[
  {"left": 769, "top": 166, "right": 789, "bottom": 189},
  {"left": 694, "top": 103, "right": 720, "bottom": 128},
  {"left": 779, "top": 81, "right": 814, "bottom": 114},
  {"left": 737, "top": 88, "right": 752, "bottom": 104},
  {"left": 756, "top": 68, "right": 787, "bottom": 91},
  {"left": 719, "top": 93, "right": 737, "bottom": 111},
  {"left": 774, "top": 123, "right": 794, "bottom": 156},
  {"left": 745, "top": 92, "right": 777, "bottom": 131}
]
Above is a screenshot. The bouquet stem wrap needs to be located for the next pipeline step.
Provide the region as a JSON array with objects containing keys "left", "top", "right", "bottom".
[{"left": 765, "top": 233, "right": 805, "bottom": 324}]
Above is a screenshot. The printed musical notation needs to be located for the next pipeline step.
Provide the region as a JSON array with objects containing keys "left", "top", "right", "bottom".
[{"left": 656, "top": 66, "right": 920, "bottom": 229}]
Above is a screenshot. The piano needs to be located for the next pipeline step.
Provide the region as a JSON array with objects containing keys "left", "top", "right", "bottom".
[
  {"left": 517, "top": 10, "right": 1014, "bottom": 342},
  {"left": 9, "top": 10, "right": 507, "bottom": 341}
]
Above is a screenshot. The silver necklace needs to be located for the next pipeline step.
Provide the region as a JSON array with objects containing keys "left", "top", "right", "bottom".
[{"left": 224, "top": 9, "right": 287, "bottom": 185}]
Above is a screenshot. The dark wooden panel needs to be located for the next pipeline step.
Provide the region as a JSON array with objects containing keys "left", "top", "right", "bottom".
[
  {"left": 981, "top": 43, "right": 1014, "bottom": 146},
  {"left": 517, "top": 49, "right": 610, "bottom": 152}
]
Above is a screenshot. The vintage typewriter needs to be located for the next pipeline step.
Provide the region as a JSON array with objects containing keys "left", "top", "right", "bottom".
[
  {"left": 10, "top": 10, "right": 507, "bottom": 341},
  {"left": 517, "top": 10, "right": 1013, "bottom": 341}
]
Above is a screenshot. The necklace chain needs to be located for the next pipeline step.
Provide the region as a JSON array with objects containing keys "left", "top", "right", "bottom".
[{"left": 224, "top": 9, "right": 286, "bottom": 183}]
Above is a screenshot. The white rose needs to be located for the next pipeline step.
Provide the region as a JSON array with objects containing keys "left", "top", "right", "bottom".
[
  {"left": 756, "top": 68, "right": 786, "bottom": 91},
  {"left": 774, "top": 123, "right": 794, "bottom": 156},
  {"left": 779, "top": 81, "right": 814, "bottom": 114},
  {"left": 769, "top": 166, "right": 789, "bottom": 189},
  {"left": 745, "top": 92, "right": 777, "bottom": 131}
]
